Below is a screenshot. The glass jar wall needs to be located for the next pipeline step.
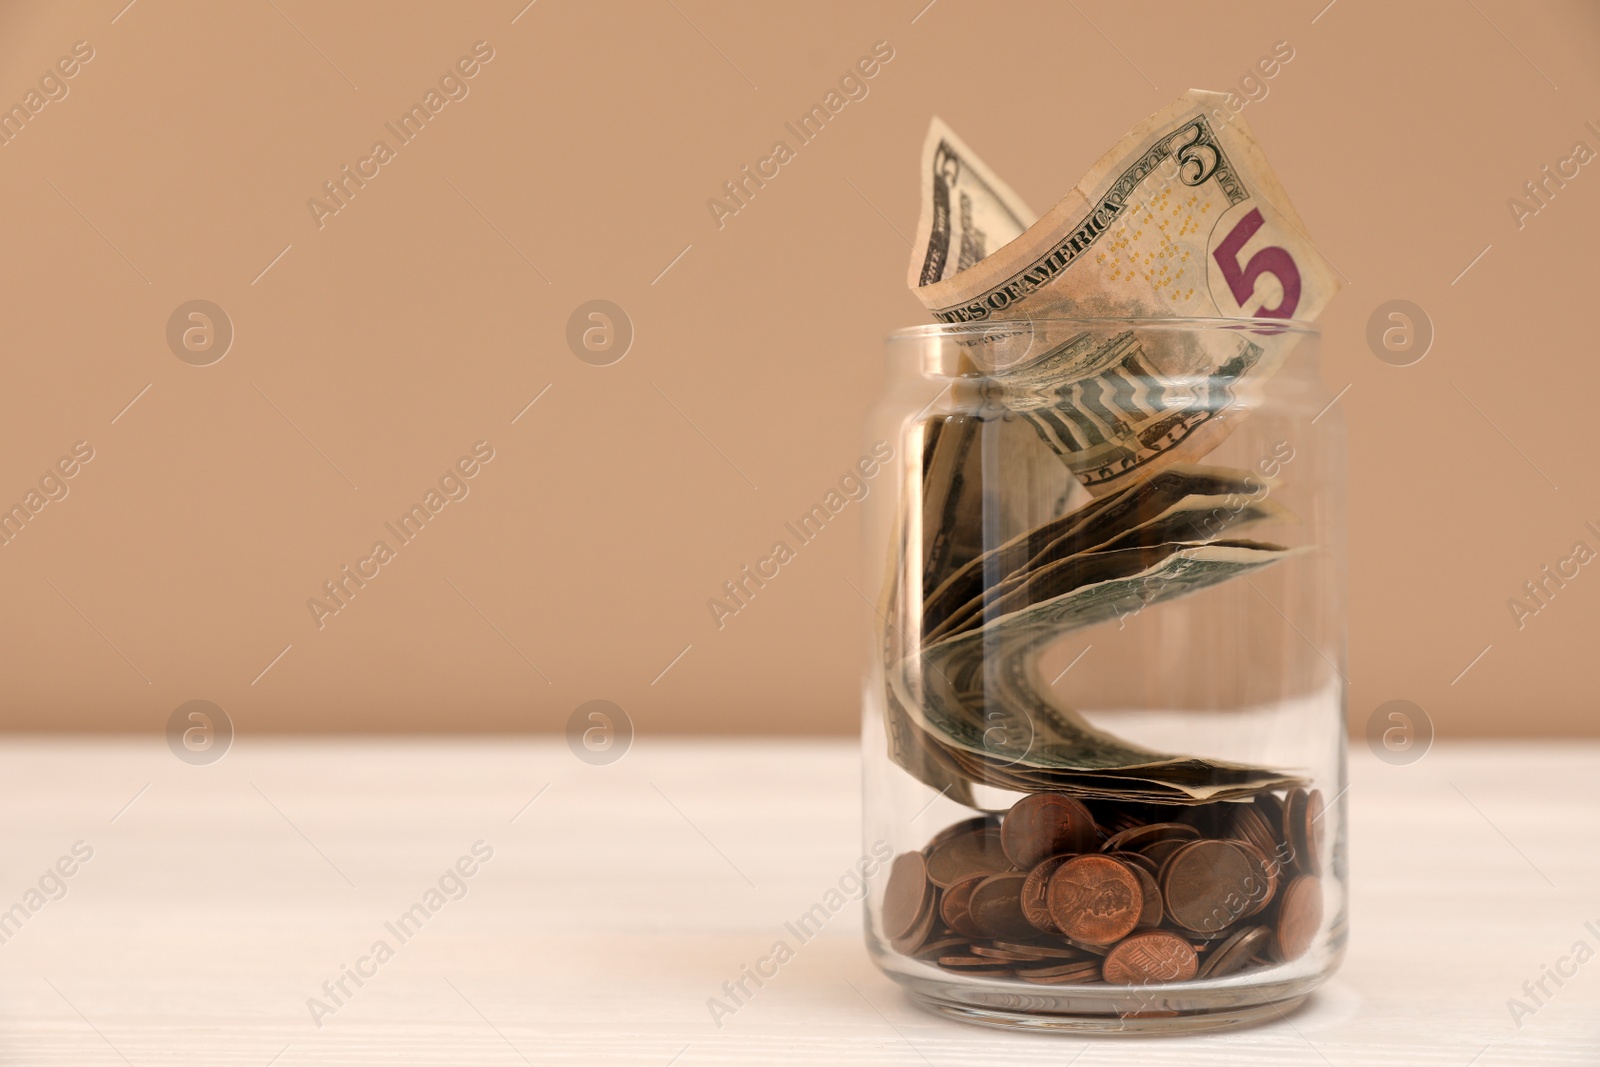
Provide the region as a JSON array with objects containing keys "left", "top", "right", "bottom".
[{"left": 860, "top": 318, "right": 1346, "bottom": 1033}]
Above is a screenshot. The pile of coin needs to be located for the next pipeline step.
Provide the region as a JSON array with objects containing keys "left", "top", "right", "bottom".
[{"left": 880, "top": 787, "right": 1326, "bottom": 985}]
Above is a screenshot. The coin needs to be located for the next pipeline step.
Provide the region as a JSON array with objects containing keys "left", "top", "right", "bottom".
[
  {"left": 1047, "top": 855, "right": 1143, "bottom": 945},
  {"left": 1162, "top": 839, "right": 1257, "bottom": 934},
  {"left": 882, "top": 852, "right": 933, "bottom": 942},
  {"left": 992, "top": 940, "right": 1088, "bottom": 960},
  {"left": 925, "top": 815, "right": 996, "bottom": 853},
  {"left": 1101, "top": 822, "right": 1200, "bottom": 854},
  {"left": 912, "top": 936, "right": 969, "bottom": 959},
  {"left": 969, "top": 872, "right": 1036, "bottom": 939},
  {"left": 1227, "top": 838, "right": 1280, "bottom": 918},
  {"left": 1197, "top": 924, "right": 1272, "bottom": 979},
  {"left": 969, "top": 944, "right": 1044, "bottom": 961},
  {"left": 925, "top": 828, "right": 1012, "bottom": 888},
  {"left": 1020, "top": 854, "right": 1073, "bottom": 933},
  {"left": 1001, "top": 792, "right": 1099, "bottom": 868},
  {"left": 1059, "top": 934, "right": 1112, "bottom": 956},
  {"left": 1109, "top": 850, "right": 1159, "bottom": 877},
  {"left": 890, "top": 893, "right": 937, "bottom": 955},
  {"left": 939, "top": 874, "right": 986, "bottom": 938},
  {"left": 1304, "top": 788, "right": 1325, "bottom": 876},
  {"left": 1019, "top": 967, "right": 1104, "bottom": 985},
  {"left": 1231, "top": 803, "right": 1282, "bottom": 867},
  {"left": 1139, "top": 838, "right": 1190, "bottom": 868},
  {"left": 945, "top": 966, "right": 1019, "bottom": 978},
  {"left": 1282, "top": 787, "right": 1310, "bottom": 875},
  {"left": 1274, "top": 875, "right": 1322, "bottom": 962},
  {"left": 1102, "top": 930, "right": 1198, "bottom": 985},
  {"left": 1016, "top": 959, "right": 1103, "bottom": 980},
  {"left": 1129, "top": 863, "right": 1164, "bottom": 927}
]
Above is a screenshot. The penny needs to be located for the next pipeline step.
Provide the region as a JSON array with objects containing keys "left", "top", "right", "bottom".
[
  {"left": 1274, "top": 875, "right": 1322, "bottom": 962},
  {"left": 1129, "top": 863, "right": 1164, "bottom": 927},
  {"left": 882, "top": 852, "right": 933, "bottom": 942},
  {"left": 1059, "top": 934, "right": 1112, "bottom": 956},
  {"left": 1020, "top": 854, "right": 1073, "bottom": 933},
  {"left": 1231, "top": 803, "right": 1282, "bottom": 866},
  {"left": 992, "top": 940, "right": 1088, "bottom": 960},
  {"left": 1102, "top": 930, "right": 1199, "bottom": 985},
  {"left": 937, "top": 954, "right": 1000, "bottom": 967},
  {"left": 925, "top": 828, "right": 1012, "bottom": 888},
  {"left": 1162, "top": 839, "right": 1257, "bottom": 934},
  {"left": 925, "top": 815, "right": 996, "bottom": 854},
  {"left": 1140, "top": 838, "right": 1190, "bottom": 868},
  {"left": 1016, "top": 959, "right": 1103, "bottom": 980},
  {"left": 890, "top": 893, "right": 937, "bottom": 955},
  {"left": 969, "top": 872, "right": 1036, "bottom": 939},
  {"left": 1019, "top": 966, "right": 1105, "bottom": 985},
  {"left": 969, "top": 944, "right": 1044, "bottom": 961},
  {"left": 942, "top": 966, "right": 1017, "bottom": 978},
  {"left": 1101, "top": 822, "right": 1200, "bottom": 854},
  {"left": 1227, "top": 838, "right": 1280, "bottom": 918},
  {"left": 1304, "top": 789, "right": 1325, "bottom": 876},
  {"left": 939, "top": 874, "right": 987, "bottom": 938},
  {"left": 1001, "top": 792, "right": 1099, "bottom": 868},
  {"left": 1254, "top": 790, "right": 1285, "bottom": 826},
  {"left": 1282, "top": 788, "right": 1310, "bottom": 874},
  {"left": 1197, "top": 925, "right": 1272, "bottom": 980},
  {"left": 1109, "top": 850, "right": 1158, "bottom": 877},
  {"left": 1047, "top": 855, "right": 1143, "bottom": 945},
  {"left": 912, "top": 937, "right": 969, "bottom": 959}
]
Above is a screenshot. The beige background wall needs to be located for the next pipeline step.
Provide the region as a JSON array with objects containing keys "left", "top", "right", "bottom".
[{"left": 0, "top": 0, "right": 1595, "bottom": 737}]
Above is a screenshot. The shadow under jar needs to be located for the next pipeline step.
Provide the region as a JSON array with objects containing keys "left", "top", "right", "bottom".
[{"left": 860, "top": 317, "right": 1346, "bottom": 1034}]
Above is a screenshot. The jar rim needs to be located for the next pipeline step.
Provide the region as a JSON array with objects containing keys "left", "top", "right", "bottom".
[{"left": 887, "top": 316, "right": 1320, "bottom": 342}]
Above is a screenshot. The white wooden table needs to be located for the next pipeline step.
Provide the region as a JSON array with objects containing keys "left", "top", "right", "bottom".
[{"left": 0, "top": 738, "right": 1594, "bottom": 1065}]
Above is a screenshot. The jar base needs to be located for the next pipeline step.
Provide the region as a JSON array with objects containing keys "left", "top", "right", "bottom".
[{"left": 890, "top": 968, "right": 1322, "bottom": 1036}]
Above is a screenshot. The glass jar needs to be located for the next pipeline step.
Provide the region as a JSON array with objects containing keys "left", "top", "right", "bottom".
[{"left": 860, "top": 317, "right": 1346, "bottom": 1033}]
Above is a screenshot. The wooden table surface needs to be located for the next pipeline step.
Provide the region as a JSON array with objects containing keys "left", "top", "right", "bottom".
[{"left": 0, "top": 737, "right": 1595, "bottom": 1065}]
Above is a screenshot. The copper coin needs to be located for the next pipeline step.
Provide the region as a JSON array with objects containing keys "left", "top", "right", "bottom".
[
  {"left": 890, "top": 893, "right": 937, "bottom": 955},
  {"left": 1140, "top": 838, "right": 1190, "bottom": 868},
  {"left": 1016, "top": 959, "right": 1103, "bottom": 980},
  {"left": 1304, "top": 789, "right": 1325, "bottom": 876},
  {"left": 969, "top": 872, "right": 1035, "bottom": 939},
  {"left": 993, "top": 940, "right": 1088, "bottom": 960},
  {"left": 1282, "top": 788, "right": 1310, "bottom": 875},
  {"left": 1019, "top": 965, "right": 1104, "bottom": 985},
  {"left": 938, "top": 874, "right": 985, "bottom": 938},
  {"left": 882, "top": 852, "right": 933, "bottom": 942},
  {"left": 969, "top": 944, "right": 1042, "bottom": 961},
  {"left": 1020, "top": 854, "right": 1073, "bottom": 933},
  {"left": 1101, "top": 822, "right": 1200, "bottom": 854},
  {"left": 943, "top": 966, "right": 1017, "bottom": 978},
  {"left": 1047, "top": 855, "right": 1143, "bottom": 945},
  {"left": 1227, "top": 838, "right": 1280, "bottom": 918},
  {"left": 1273, "top": 875, "right": 1322, "bottom": 962},
  {"left": 1254, "top": 790, "right": 1285, "bottom": 825},
  {"left": 1001, "top": 793, "right": 1098, "bottom": 869},
  {"left": 1129, "top": 864, "right": 1164, "bottom": 927},
  {"left": 1060, "top": 934, "right": 1112, "bottom": 956},
  {"left": 1197, "top": 925, "right": 1272, "bottom": 979},
  {"left": 925, "top": 828, "right": 1012, "bottom": 888},
  {"left": 936, "top": 954, "right": 999, "bottom": 966},
  {"left": 1102, "top": 930, "right": 1199, "bottom": 985},
  {"left": 1110, "top": 850, "right": 1158, "bottom": 877},
  {"left": 912, "top": 936, "right": 969, "bottom": 959},
  {"left": 1162, "top": 839, "right": 1257, "bottom": 934},
  {"left": 924, "top": 815, "right": 995, "bottom": 853},
  {"left": 1103, "top": 809, "right": 1145, "bottom": 835},
  {"left": 1231, "top": 804, "right": 1282, "bottom": 866}
]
